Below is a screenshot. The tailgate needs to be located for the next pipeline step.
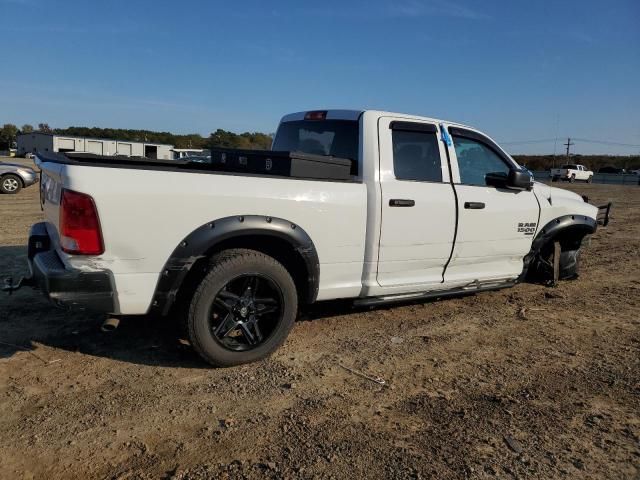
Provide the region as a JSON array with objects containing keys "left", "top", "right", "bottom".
[{"left": 36, "top": 157, "right": 65, "bottom": 248}]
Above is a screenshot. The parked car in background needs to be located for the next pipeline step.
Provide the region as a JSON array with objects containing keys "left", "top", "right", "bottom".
[
  {"left": 550, "top": 164, "right": 593, "bottom": 183},
  {"left": 0, "top": 162, "right": 38, "bottom": 194},
  {"left": 598, "top": 166, "right": 627, "bottom": 174},
  {"left": 183, "top": 155, "right": 212, "bottom": 164},
  {"left": 24, "top": 152, "right": 35, "bottom": 160}
]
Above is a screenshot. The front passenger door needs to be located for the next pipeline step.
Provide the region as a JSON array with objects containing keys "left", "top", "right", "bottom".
[{"left": 444, "top": 127, "right": 539, "bottom": 284}]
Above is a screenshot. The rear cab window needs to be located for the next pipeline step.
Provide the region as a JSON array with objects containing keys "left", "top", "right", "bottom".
[{"left": 272, "top": 119, "right": 360, "bottom": 175}]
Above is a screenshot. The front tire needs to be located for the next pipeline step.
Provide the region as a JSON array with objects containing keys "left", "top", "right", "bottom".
[
  {"left": 587, "top": 176, "right": 593, "bottom": 183},
  {"left": 557, "top": 249, "right": 580, "bottom": 279},
  {"left": 0, "top": 174, "right": 22, "bottom": 194},
  {"left": 569, "top": 174, "right": 576, "bottom": 183},
  {"left": 187, "top": 249, "right": 298, "bottom": 367},
  {"left": 530, "top": 246, "right": 581, "bottom": 282}
]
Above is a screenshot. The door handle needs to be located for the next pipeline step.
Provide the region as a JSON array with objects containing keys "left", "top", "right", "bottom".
[
  {"left": 464, "top": 201, "right": 485, "bottom": 209},
  {"left": 389, "top": 199, "right": 415, "bottom": 207}
]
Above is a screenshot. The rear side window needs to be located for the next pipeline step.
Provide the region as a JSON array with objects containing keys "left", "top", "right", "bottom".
[
  {"left": 272, "top": 120, "right": 359, "bottom": 161},
  {"left": 392, "top": 130, "right": 442, "bottom": 182},
  {"left": 452, "top": 136, "right": 510, "bottom": 186}
]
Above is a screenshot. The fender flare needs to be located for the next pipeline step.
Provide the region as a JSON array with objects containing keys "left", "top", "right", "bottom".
[
  {"left": 149, "top": 215, "right": 320, "bottom": 315},
  {"left": 519, "top": 213, "right": 597, "bottom": 280}
]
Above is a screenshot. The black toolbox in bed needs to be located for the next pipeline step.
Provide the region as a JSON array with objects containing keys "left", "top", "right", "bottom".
[{"left": 209, "top": 148, "right": 354, "bottom": 180}]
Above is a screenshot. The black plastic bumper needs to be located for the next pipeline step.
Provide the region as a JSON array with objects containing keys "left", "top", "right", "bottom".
[{"left": 27, "top": 222, "right": 116, "bottom": 313}]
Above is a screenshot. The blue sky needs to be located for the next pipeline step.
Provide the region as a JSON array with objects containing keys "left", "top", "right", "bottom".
[{"left": 1, "top": 0, "right": 638, "bottom": 154}]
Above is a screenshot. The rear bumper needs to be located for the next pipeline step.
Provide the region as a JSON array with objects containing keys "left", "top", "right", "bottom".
[{"left": 27, "top": 222, "right": 116, "bottom": 313}]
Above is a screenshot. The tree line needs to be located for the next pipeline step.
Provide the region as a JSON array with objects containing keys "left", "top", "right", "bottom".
[
  {"left": 2, "top": 123, "right": 639, "bottom": 169},
  {"left": 0, "top": 123, "right": 273, "bottom": 151},
  {"left": 513, "top": 154, "right": 640, "bottom": 172}
]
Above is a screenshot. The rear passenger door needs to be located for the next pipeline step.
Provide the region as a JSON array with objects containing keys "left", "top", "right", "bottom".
[
  {"left": 444, "top": 126, "right": 539, "bottom": 283},
  {"left": 376, "top": 118, "right": 457, "bottom": 288}
]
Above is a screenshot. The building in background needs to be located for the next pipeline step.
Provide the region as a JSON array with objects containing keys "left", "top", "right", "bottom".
[{"left": 16, "top": 132, "right": 174, "bottom": 159}]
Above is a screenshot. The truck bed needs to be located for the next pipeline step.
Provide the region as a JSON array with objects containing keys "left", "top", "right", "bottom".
[{"left": 36, "top": 149, "right": 357, "bottom": 182}]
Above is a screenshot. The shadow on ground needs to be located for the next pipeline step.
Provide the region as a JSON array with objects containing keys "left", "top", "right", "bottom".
[{"left": 0, "top": 245, "right": 369, "bottom": 368}]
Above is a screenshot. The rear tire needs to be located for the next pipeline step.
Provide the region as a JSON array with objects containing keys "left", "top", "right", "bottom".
[
  {"left": 587, "top": 176, "right": 593, "bottom": 183},
  {"left": 0, "top": 174, "right": 22, "bottom": 194},
  {"left": 569, "top": 174, "right": 576, "bottom": 183},
  {"left": 187, "top": 248, "right": 298, "bottom": 367}
]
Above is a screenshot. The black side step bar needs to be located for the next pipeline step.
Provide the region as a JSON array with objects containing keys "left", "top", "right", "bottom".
[{"left": 354, "top": 281, "right": 516, "bottom": 307}]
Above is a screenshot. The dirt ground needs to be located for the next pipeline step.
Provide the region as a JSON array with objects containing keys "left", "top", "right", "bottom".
[{"left": 1, "top": 160, "right": 638, "bottom": 479}]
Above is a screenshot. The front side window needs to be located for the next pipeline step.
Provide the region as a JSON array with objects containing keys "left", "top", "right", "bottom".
[
  {"left": 392, "top": 130, "right": 442, "bottom": 182},
  {"left": 452, "top": 136, "right": 510, "bottom": 185}
]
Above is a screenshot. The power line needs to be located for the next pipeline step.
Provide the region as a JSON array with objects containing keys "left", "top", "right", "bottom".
[
  {"left": 500, "top": 137, "right": 640, "bottom": 148},
  {"left": 500, "top": 138, "right": 558, "bottom": 145},
  {"left": 572, "top": 138, "right": 640, "bottom": 148}
]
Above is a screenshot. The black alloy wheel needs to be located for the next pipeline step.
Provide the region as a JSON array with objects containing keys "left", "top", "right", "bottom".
[
  {"left": 187, "top": 248, "right": 298, "bottom": 367},
  {"left": 209, "top": 274, "right": 283, "bottom": 351}
]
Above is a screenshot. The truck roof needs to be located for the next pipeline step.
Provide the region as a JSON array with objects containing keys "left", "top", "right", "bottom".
[{"left": 280, "top": 109, "right": 473, "bottom": 129}]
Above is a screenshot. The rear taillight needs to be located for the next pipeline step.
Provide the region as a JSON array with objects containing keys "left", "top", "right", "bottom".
[{"left": 59, "top": 189, "right": 104, "bottom": 255}]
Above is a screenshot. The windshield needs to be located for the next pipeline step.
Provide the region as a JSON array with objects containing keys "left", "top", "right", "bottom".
[{"left": 272, "top": 120, "right": 359, "bottom": 161}]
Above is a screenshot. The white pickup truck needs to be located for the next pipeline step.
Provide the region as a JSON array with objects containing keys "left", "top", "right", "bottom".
[
  {"left": 7, "top": 110, "right": 611, "bottom": 366},
  {"left": 551, "top": 164, "right": 594, "bottom": 183}
]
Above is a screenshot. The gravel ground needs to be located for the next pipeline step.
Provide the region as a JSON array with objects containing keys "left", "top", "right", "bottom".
[{"left": 0, "top": 163, "right": 638, "bottom": 479}]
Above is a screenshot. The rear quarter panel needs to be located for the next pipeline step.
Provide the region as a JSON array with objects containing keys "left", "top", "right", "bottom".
[{"left": 43, "top": 164, "right": 367, "bottom": 314}]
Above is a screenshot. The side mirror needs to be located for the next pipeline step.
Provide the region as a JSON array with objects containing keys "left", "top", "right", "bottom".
[
  {"left": 508, "top": 168, "right": 533, "bottom": 190},
  {"left": 485, "top": 171, "right": 509, "bottom": 189},
  {"left": 485, "top": 169, "right": 533, "bottom": 191}
]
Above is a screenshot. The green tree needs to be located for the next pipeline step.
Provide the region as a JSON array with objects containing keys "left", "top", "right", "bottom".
[
  {"left": 209, "top": 129, "right": 242, "bottom": 148},
  {"left": 38, "top": 123, "right": 52, "bottom": 133},
  {"left": 0, "top": 123, "right": 19, "bottom": 149},
  {"left": 209, "top": 129, "right": 272, "bottom": 150},
  {"left": 20, "top": 124, "right": 34, "bottom": 134}
]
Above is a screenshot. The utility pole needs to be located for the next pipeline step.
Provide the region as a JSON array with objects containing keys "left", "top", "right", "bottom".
[{"left": 564, "top": 137, "right": 574, "bottom": 158}]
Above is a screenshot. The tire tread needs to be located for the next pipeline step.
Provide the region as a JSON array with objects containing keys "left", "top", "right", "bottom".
[{"left": 187, "top": 248, "right": 297, "bottom": 367}]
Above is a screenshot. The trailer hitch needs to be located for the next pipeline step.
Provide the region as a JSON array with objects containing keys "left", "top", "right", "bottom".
[{"left": 2, "top": 276, "right": 34, "bottom": 295}]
